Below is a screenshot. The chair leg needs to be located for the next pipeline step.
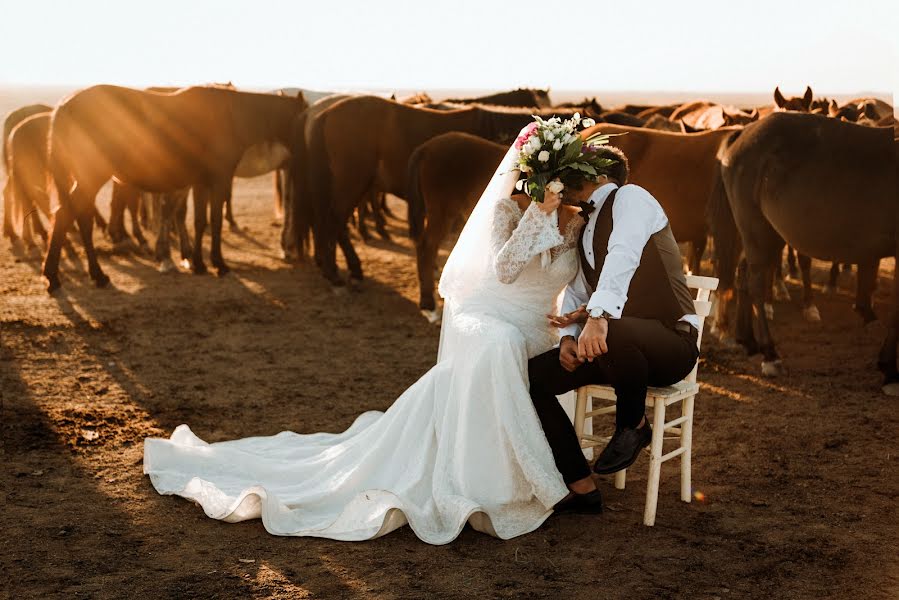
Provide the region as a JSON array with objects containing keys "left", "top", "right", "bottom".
[
  {"left": 574, "top": 388, "right": 588, "bottom": 441},
  {"left": 643, "top": 398, "right": 667, "bottom": 526},
  {"left": 614, "top": 469, "right": 626, "bottom": 490},
  {"left": 680, "top": 394, "right": 695, "bottom": 503}
]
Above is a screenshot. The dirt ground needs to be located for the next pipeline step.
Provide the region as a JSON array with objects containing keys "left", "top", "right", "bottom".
[{"left": 2, "top": 94, "right": 898, "bottom": 600}]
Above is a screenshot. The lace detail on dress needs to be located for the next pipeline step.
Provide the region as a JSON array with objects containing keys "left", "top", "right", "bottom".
[{"left": 491, "top": 198, "right": 582, "bottom": 284}]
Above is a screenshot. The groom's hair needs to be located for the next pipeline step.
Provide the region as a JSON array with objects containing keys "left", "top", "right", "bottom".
[{"left": 595, "top": 146, "right": 629, "bottom": 185}]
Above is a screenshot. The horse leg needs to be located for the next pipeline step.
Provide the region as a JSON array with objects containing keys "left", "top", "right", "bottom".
[
  {"left": 798, "top": 253, "right": 821, "bottom": 322},
  {"left": 416, "top": 217, "right": 450, "bottom": 322},
  {"left": 2, "top": 176, "right": 19, "bottom": 243},
  {"left": 786, "top": 245, "right": 798, "bottom": 279},
  {"left": 273, "top": 169, "right": 285, "bottom": 220},
  {"left": 154, "top": 193, "right": 175, "bottom": 273},
  {"left": 337, "top": 221, "right": 362, "bottom": 283},
  {"left": 108, "top": 182, "right": 130, "bottom": 248},
  {"left": 42, "top": 203, "right": 76, "bottom": 293},
  {"left": 380, "top": 192, "right": 397, "bottom": 219},
  {"left": 209, "top": 181, "right": 231, "bottom": 276},
  {"left": 878, "top": 248, "right": 899, "bottom": 395},
  {"left": 734, "top": 257, "right": 759, "bottom": 354},
  {"left": 373, "top": 192, "right": 391, "bottom": 242},
  {"left": 191, "top": 186, "right": 209, "bottom": 275},
  {"left": 823, "top": 262, "right": 840, "bottom": 294},
  {"left": 854, "top": 259, "right": 879, "bottom": 324},
  {"left": 772, "top": 251, "right": 791, "bottom": 303},
  {"left": 356, "top": 198, "right": 372, "bottom": 242},
  {"left": 749, "top": 262, "right": 782, "bottom": 376},
  {"left": 129, "top": 190, "right": 149, "bottom": 253},
  {"left": 74, "top": 198, "right": 110, "bottom": 288},
  {"left": 225, "top": 194, "right": 239, "bottom": 230},
  {"left": 175, "top": 190, "right": 192, "bottom": 268}
]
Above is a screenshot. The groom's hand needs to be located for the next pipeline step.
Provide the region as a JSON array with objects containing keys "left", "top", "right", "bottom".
[
  {"left": 578, "top": 317, "right": 609, "bottom": 362},
  {"left": 559, "top": 336, "right": 584, "bottom": 372}
]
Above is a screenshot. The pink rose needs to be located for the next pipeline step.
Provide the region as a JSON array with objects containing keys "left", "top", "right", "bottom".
[{"left": 514, "top": 122, "right": 539, "bottom": 149}]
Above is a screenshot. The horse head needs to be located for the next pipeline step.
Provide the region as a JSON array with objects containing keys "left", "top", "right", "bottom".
[{"left": 773, "top": 85, "right": 814, "bottom": 112}]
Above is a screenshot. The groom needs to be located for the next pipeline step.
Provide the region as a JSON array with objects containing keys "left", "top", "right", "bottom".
[{"left": 528, "top": 146, "right": 700, "bottom": 512}]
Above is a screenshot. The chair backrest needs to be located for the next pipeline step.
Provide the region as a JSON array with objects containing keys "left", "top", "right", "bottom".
[{"left": 684, "top": 274, "right": 719, "bottom": 383}]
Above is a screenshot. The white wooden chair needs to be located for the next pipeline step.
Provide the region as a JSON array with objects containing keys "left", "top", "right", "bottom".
[{"left": 573, "top": 275, "right": 718, "bottom": 526}]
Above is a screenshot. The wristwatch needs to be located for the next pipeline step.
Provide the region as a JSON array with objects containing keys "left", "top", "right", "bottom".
[{"left": 588, "top": 308, "right": 613, "bottom": 321}]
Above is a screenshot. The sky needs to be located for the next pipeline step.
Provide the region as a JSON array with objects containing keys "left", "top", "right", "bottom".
[{"left": 0, "top": 0, "right": 896, "bottom": 98}]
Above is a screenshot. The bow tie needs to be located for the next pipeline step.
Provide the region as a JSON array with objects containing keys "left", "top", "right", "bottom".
[{"left": 578, "top": 201, "right": 595, "bottom": 221}]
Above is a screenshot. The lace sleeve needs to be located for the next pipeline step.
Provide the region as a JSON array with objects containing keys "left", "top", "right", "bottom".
[{"left": 491, "top": 199, "right": 565, "bottom": 284}]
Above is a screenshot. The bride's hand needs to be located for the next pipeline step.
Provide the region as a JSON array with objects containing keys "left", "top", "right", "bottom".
[
  {"left": 539, "top": 182, "right": 563, "bottom": 214},
  {"left": 547, "top": 305, "right": 588, "bottom": 328}
]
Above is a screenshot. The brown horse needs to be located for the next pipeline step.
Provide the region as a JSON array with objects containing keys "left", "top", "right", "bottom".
[
  {"left": 3, "top": 104, "right": 53, "bottom": 242},
  {"left": 636, "top": 104, "right": 680, "bottom": 120},
  {"left": 642, "top": 114, "right": 688, "bottom": 133},
  {"left": 669, "top": 101, "right": 758, "bottom": 130},
  {"left": 598, "top": 111, "right": 646, "bottom": 127},
  {"left": 42, "top": 85, "right": 306, "bottom": 292},
  {"left": 407, "top": 132, "right": 504, "bottom": 319},
  {"left": 443, "top": 88, "right": 552, "bottom": 108},
  {"left": 711, "top": 112, "right": 897, "bottom": 390},
  {"left": 302, "top": 96, "right": 582, "bottom": 285},
  {"left": 281, "top": 93, "right": 351, "bottom": 262},
  {"left": 5, "top": 113, "right": 53, "bottom": 249}
]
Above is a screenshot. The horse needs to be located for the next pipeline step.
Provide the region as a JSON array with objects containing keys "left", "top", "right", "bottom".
[
  {"left": 407, "top": 124, "right": 737, "bottom": 320},
  {"left": 3, "top": 104, "right": 53, "bottom": 243},
  {"left": 5, "top": 110, "right": 111, "bottom": 251},
  {"left": 669, "top": 101, "right": 759, "bottom": 131},
  {"left": 301, "top": 96, "right": 583, "bottom": 286},
  {"left": 597, "top": 111, "right": 645, "bottom": 127},
  {"left": 642, "top": 114, "right": 688, "bottom": 133},
  {"left": 5, "top": 113, "right": 53, "bottom": 249},
  {"left": 636, "top": 104, "right": 680, "bottom": 120},
  {"left": 281, "top": 93, "right": 352, "bottom": 262},
  {"left": 773, "top": 86, "right": 815, "bottom": 112},
  {"left": 407, "top": 132, "right": 504, "bottom": 321},
  {"left": 772, "top": 87, "right": 889, "bottom": 318},
  {"left": 443, "top": 88, "right": 553, "bottom": 108},
  {"left": 711, "top": 112, "right": 897, "bottom": 391},
  {"left": 42, "top": 84, "right": 307, "bottom": 292}
]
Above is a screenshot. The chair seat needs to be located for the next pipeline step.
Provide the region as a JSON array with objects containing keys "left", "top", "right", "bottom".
[{"left": 580, "top": 380, "right": 700, "bottom": 404}]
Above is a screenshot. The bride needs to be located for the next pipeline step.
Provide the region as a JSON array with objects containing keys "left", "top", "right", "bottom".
[{"left": 144, "top": 117, "right": 611, "bottom": 544}]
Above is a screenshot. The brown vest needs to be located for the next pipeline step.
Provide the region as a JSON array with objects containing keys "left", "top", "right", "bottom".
[{"left": 579, "top": 188, "right": 696, "bottom": 326}]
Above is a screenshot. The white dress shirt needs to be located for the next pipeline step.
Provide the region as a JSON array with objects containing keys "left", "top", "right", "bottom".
[{"left": 559, "top": 182, "right": 701, "bottom": 340}]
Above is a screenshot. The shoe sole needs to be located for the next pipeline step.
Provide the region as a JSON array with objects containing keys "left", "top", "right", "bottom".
[{"left": 592, "top": 437, "right": 651, "bottom": 475}]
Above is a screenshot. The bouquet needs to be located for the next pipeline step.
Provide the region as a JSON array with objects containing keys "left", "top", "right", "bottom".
[{"left": 513, "top": 113, "right": 618, "bottom": 202}]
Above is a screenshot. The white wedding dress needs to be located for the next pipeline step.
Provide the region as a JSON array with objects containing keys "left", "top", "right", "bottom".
[{"left": 144, "top": 198, "right": 583, "bottom": 545}]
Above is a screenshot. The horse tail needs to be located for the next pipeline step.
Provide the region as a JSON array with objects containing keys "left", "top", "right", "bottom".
[
  {"left": 301, "top": 113, "right": 332, "bottom": 263},
  {"left": 707, "top": 129, "right": 743, "bottom": 291},
  {"left": 47, "top": 117, "right": 70, "bottom": 214},
  {"left": 406, "top": 141, "right": 428, "bottom": 240}
]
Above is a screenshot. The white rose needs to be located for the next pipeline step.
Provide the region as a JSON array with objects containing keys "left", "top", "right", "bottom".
[
  {"left": 573, "top": 112, "right": 581, "bottom": 122},
  {"left": 527, "top": 138, "right": 542, "bottom": 154},
  {"left": 582, "top": 118, "right": 596, "bottom": 128},
  {"left": 545, "top": 131, "right": 555, "bottom": 141},
  {"left": 538, "top": 150, "right": 550, "bottom": 162},
  {"left": 546, "top": 180, "right": 565, "bottom": 194},
  {"left": 553, "top": 140, "right": 563, "bottom": 151},
  {"left": 562, "top": 133, "right": 573, "bottom": 144}
]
